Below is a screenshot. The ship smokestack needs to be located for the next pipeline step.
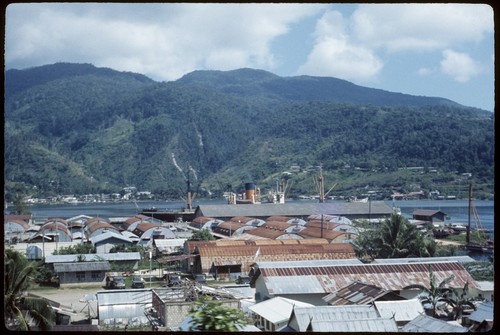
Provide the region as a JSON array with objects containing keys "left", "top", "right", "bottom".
[{"left": 245, "top": 182, "right": 256, "bottom": 203}]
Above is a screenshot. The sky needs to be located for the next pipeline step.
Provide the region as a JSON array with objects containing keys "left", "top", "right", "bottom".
[{"left": 4, "top": 3, "right": 495, "bottom": 111}]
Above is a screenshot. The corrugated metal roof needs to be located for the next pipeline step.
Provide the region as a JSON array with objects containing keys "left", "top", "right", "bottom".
[
  {"left": 246, "top": 227, "right": 298, "bottom": 239},
  {"left": 309, "top": 318, "right": 399, "bottom": 332},
  {"left": 97, "top": 289, "right": 152, "bottom": 322},
  {"left": 412, "top": 209, "right": 446, "bottom": 216},
  {"left": 46, "top": 252, "right": 141, "bottom": 263},
  {"left": 53, "top": 261, "right": 110, "bottom": 272},
  {"left": 374, "top": 299, "right": 424, "bottom": 322},
  {"left": 298, "top": 227, "right": 348, "bottom": 240},
  {"left": 257, "top": 259, "right": 363, "bottom": 268},
  {"left": 291, "top": 305, "right": 380, "bottom": 332},
  {"left": 187, "top": 237, "right": 331, "bottom": 252},
  {"left": 323, "top": 281, "right": 391, "bottom": 305},
  {"left": 248, "top": 297, "right": 313, "bottom": 324},
  {"left": 90, "top": 231, "right": 133, "bottom": 244},
  {"left": 468, "top": 302, "right": 493, "bottom": 322},
  {"left": 402, "top": 314, "right": 468, "bottom": 332},
  {"left": 198, "top": 243, "right": 355, "bottom": 258},
  {"left": 372, "top": 256, "right": 476, "bottom": 264},
  {"left": 196, "top": 201, "right": 393, "bottom": 219},
  {"left": 258, "top": 261, "right": 477, "bottom": 294}
]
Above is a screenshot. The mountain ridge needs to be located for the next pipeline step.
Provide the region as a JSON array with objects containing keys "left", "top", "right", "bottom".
[{"left": 4, "top": 63, "right": 494, "bottom": 200}]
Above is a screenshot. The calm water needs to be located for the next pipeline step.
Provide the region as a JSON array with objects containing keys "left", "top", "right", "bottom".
[
  {"left": 391, "top": 199, "right": 494, "bottom": 238},
  {"left": 17, "top": 198, "right": 494, "bottom": 237}
]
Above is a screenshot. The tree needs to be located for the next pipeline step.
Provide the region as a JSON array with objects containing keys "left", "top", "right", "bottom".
[
  {"left": 406, "top": 264, "right": 455, "bottom": 318},
  {"left": 13, "top": 194, "right": 31, "bottom": 215},
  {"left": 449, "top": 282, "right": 476, "bottom": 321},
  {"left": 353, "top": 214, "right": 434, "bottom": 260},
  {"left": 4, "top": 249, "right": 56, "bottom": 330},
  {"left": 189, "top": 229, "right": 215, "bottom": 241},
  {"left": 378, "top": 214, "right": 415, "bottom": 257},
  {"left": 188, "top": 297, "right": 246, "bottom": 331}
]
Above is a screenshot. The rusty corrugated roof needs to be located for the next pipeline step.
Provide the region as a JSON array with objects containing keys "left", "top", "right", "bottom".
[
  {"left": 298, "top": 227, "right": 347, "bottom": 240},
  {"left": 259, "top": 261, "right": 478, "bottom": 294},
  {"left": 197, "top": 243, "right": 355, "bottom": 258},
  {"left": 306, "top": 220, "right": 341, "bottom": 229},
  {"left": 246, "top": 227, "right": 297, "bottom": 239},
  {"left": 323, "top": 281, "right": 393, "bottom": 305}
]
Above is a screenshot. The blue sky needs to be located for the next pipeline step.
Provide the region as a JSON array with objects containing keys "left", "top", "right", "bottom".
[{"left": 5, "top": 3, "right": 494, "bottom": 111}]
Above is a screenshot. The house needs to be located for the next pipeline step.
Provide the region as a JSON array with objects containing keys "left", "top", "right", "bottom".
[
  {"left": 402, "top": 314, "right": 468, "bottom": 332},
  {"left": 298, "top": 227, "right": 354, "bottom": 242},
  {"left": 29, "top": 219, "right": 73, "bottom": 243},
  {"left": 97, "top": 289, "right": 152, "bottom": 327},
  {"left": 152, "top": 286, "right": 240, "bottom": 330},
  {"left": 4, "top": 218, "right": 31, "bottom": 243},
  {"left": 53, "top": 261, "right": 110, "bottom": 286},
  {"left": 191, "top": 239, "right": 356, "bottom": 280},
  {"left": 248, "top": 297, "right": 313, "bottom": 331},
  {"left": 134, "top": 223, "right": 176, "bottom": 247},
  {"left": 189, "top": 217, "right": 223, "bottom": 230},
  {"left": 89, "top": 230, "right": 134, "bottom": 253},
  {"left": 211, "top": 221, "right": 253, "bottom": 237},
  {"left": 469, "top": 280, "right": 494, "bottom": 303},
  {"left": 374, "top": 299, "right": 425, "bottom": 327},
  {"left": 244, "top": 227, "right": 303, "bottom": 240},
  {"left": 84, "top": 218, "right": 120, "bottom": 238},
  {"left": 251, "top": 260, "right": 478, "bottom": 304},
  {"left": 464, "top": 302, "right": 493, "bottom": 332},
  {"left": 412, "top": 209, "right": 447, "bottom": 223},
  {"left": 45, "top": 252, "right": 141, "bottom": 280}
]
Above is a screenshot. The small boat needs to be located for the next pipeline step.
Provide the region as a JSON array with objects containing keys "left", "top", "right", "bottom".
[{"left": 447, "top": 223, "right": 468, "bottom": 233}]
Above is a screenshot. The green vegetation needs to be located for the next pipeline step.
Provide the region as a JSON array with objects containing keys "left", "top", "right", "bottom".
[
  {"left": 4, "top": 249, "right": 56, "bottom": 330},
  {"left": 190, "top": 229, "right": 216, "bottom": 241},
  {"left": 407, "top": 265, "right": 475, "bottom": 320},
  {"left": 353, "top": 214, "right": 437, "bottom": 260},
  {"left": 4, "top": 63, "right": 494, "bottom": 200},
  {"left": 188, "top": 296, "right": 246, "bottom": 331}
]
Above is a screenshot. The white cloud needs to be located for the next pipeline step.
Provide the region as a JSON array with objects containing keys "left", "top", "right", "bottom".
[
  {"left": 297, "top": 3, "right": 492, "bottom": 84},
  {"left": 5, "top": 3, "right": 326, "bottom": 81},
  {"left": 440, "top": 49, "right": 482, "bottom": 83},
  {"left": 297, "top": 10, "right": 383, "bottom": 82},
  {"left": 351, "top": 3, "right": 493, "bottom": 52}
]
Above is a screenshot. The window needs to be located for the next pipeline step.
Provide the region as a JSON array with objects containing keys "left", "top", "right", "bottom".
[
  {"left": 76, "top": 272, "right": 86, "bottom": 281},
  {"left": 91, "top": 271, "right": 100, "bottom": 280}
]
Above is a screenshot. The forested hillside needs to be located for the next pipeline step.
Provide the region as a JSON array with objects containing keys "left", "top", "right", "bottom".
[{"left": 4, "top": 63, "right": 494, "bottom": 201}]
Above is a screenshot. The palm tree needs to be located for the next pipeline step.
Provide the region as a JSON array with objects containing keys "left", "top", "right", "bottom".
[
  {"left": 378, "top": 214, "right": 423, "bottom": 258},
  {"left": 406, "top": 264, "right": 454, "bottom": 318},
  {"left": 4, "top": 249, "right": 56, "bottom": 330}
]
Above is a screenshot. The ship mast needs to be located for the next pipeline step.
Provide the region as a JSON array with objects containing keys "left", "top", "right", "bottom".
[
  {"left": 466, "top": 183, "right": 472, "bottom": 244},
  {"left": 318, "top": 166, "right": 325, "bottom": 203}
]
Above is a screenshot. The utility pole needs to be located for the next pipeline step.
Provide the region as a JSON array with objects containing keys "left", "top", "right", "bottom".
[{"left": 149, "top": 251, "right": 152, "bottom": 288}]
